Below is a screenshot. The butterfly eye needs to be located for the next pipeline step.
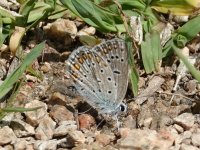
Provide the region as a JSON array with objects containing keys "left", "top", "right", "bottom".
[{"left": 119, "top": 103, "right": 127, "bottom": 112}]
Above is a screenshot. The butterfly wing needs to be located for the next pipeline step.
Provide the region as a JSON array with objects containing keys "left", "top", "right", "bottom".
[
  {"left": 92, "top": 38, "right": 128, "bottom": 104},
  {"left": 66, "top": 46, "right": 118, "bottom": 114}
]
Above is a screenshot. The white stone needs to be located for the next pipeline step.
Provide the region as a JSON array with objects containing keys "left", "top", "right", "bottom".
[
  {"left": 35, "top": 116, "right": 56, "bottom": 140},
  {"left": 67, "top": 130, "right": 85, "bottom": 146},
  {"left": 174, "top": 113, "right": 195, "bottom": 129},
  {"left": 34, "top": 140, "right": 59, "bottom": 150},
  {"left": 24, "top": 100, "right": 48, "bottom": 126},
  {"left": 118, "top": 129, "right": 174, "bottom": 150},
  {"left": 191, "top": 133, "right": 200, "bottom": 147},
  {"left": 11, "top": 119, "right": 35, "bottom": 137},
  {"left": 181, "top": 143, "right": 199, "bottom": 150},
  {"left": 54, "top": 121, "right": 77, "bottom": 137},
  {"left": 0, "top": 126, "right": 17, "bottom": 145}
]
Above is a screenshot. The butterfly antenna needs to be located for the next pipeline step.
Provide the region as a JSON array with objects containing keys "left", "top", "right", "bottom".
[
  {"left": 96, "top": 118, "right": 105, "bottom": 130},
  {"left": 77, "top": 107, "right": 93, "bottom": 115},
  {"left": 114, "top": 115, "right": 120, "bottom": 131},
  {"left": 73, "top": 106, "right": 94, "bottom": 130}
]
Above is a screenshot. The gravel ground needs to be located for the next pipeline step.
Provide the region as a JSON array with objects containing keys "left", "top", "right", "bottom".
[{"left": 0, "top": 18, "right": 200, "bottom": 150}]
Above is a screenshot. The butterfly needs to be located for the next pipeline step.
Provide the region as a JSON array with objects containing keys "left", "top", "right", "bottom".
[{"left": 66, "top": 38, "right": 128, "bottom": 120}]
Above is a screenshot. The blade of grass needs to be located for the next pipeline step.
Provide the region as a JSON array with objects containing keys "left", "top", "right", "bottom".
[
  {"left": 60, "top": 0, "right": 125, "bottom": 32},
  {"left": 0, "top": 15, "right": 3, "bottom": 47},
  {"left": 151, "top": 0, "right": 196, "bottom": 15},
  {"left": 72, "top": 0, "right": 119, "bottom": 32},
  {"left": 1, "top": 106, "right": 42, "bottom": 112},
  {"left": 141, "top": 33, "right": 155, "bottom": 73},
  {"left": 172, "top": 43, "right": 200, "bottom": 81},
  {"left": 127, "top": 38, "right": 139, "bottom": 96},
  {"left": 175, "top": 15, "right": 200, "bottom": 44},
  {"left": 0, "top": 41, "right": 45, "bottom": 101},
  {"left": 0, "top": 78, "right": 24, "bottom": 119},
  {"left": 0, "top": 5, "right": 21, "bottom": 20},
  {"left": 141, "top": 31, "right": 162, "bottom": 73},
  {"left": 151, "top": 30, "right": 162, "bottom": 71}
]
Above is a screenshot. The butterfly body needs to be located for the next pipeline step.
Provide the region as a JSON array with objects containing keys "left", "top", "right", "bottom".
[{"left": 66, "top": 38, "right": 128, "bottom": 117}]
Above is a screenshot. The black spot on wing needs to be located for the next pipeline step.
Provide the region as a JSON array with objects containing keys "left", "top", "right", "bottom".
[{"left": 113, "top": 70, "right": 121, "bottom": 74}]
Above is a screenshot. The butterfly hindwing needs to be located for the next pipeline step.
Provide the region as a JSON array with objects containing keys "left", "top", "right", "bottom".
[
  {"left": 66, "top": 38, "right": 128, "bottom": 114},
  {"left": 66, "top": 46, "right": 117, "bottom": 113},
  {"left": 92, "top": 39, "right": 128, "bottom": 104}
]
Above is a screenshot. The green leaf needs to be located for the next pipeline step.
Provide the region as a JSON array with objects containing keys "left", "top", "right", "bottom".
[
  {"left": 0, "top": 25, "right": 11, "bottom": 49},
  {"left": 141, "top": 31, "right": 162, "bottom": 73},
  {"left": 0, "top": 41, "right": 45, "bottom": 101},
  {"left": 0, "top": 15, "right": 3, "bottom": 47},
  {"left": 162, "top": 38, "right": 173, "bottom": 58},
  {"left": 44, "top": 0, "right": 56, "bottom": 10},
  {"left": 19, "top": 0, "right": 36, "bottom": 17},
  {"left": 1, "top": 106, "right": 42, "bottom": 112},
  {"left": 127, "top": 38, "right": 139, "bottom": 96},
  {"left": 175, "top": 15, "right": 200, "bottom": 46},
  {"left": 60, "top": 0, "right": 125, "bottom": 32},
  {"left": 151, "top": 0, "right": 196, "bottom": 15},
  {"left": 164, "top": 15, "right": 200, "bottom": 57},
  {"left": 151, "top": 31, "right": 162, "bottom": 71},
  {"left": 0, "top": 6, "right": 21, "bottom": 20},
  {"left": 118, "top": 0, "right": 146, "bottom": 10},
  {"left": 174, "top": 34, "right": 187, "bottom": 48},
  {"left": 141, "top": 34, "right": 155, "bottom": 73},
  {"left": 72, "top": 0, "right": 120, "bottom": 31},
  {"left": 98, "top": 0, "right": 146, "bottom": 14},
  {"left": 26, "top": 1, "right": 56, "bottom": 30},
  {"left": 26, "top": 65, "right": 43, "bottom": 79},
  {"left": 172, "top": 43, "right": 200, "bottom": 82},
  {"left": 16, "top": 0, "right": 36, "bottom": 26},
  {"left": 27, "top": 2, "right": 52, "bottom": 23},
  {"left": 48, "top": 3, "right": 68, "bottom": 20}
]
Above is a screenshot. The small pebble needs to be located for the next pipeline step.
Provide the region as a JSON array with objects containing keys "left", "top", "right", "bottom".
[
  {"left": 49, "top": 105, "right": 74, "bottom": 123},
  {"left": 95, "top": 133, "right": 111, "bottom": 146},
  {"left": 0, "top": 126, "right": 17, "bottom": 145},
  {"left": 40, "top": 62, "right": 51, "bottom": 73},
  {"left": 174, "top": 113, "right": 195, "bottom": 130},
  {"left": 67, "top": 130, "right": 85, "bottom": 146},
  {"left": 24, "top": 100, "right": 48, "bottom": 127},
  {"left": 49, "top": 92, "right": 67, "bottom": 106},
  {"left": 174, "top": 124, "right": 184, "bottom": 133},
  {"left": 35, "top": 116, "right": 56, "bottom": 140},
  {"left": 191, "top": 133, "right": 200, "bottom": 147},
  {"left": 78, "top": 114, "right": 96, "bottom": 129}
]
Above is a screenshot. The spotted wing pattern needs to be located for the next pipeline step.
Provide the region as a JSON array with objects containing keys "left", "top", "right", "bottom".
[{"left": 66, "top": 38, "right": 128, "bottom": 115}]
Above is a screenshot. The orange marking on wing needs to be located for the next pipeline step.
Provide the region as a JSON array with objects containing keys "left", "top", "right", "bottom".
[
  {"left": 71, "top": 73, "right": 78, "bottom": 79},
  {"left": 78, "top": 57, "right": 84, "bottom": 64},
  {"left": 73, "top": 64, "right": 80, "bottom": 70}
]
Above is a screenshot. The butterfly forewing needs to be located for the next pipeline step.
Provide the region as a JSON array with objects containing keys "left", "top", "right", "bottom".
[
  {"left": 66, "top": 38, "right": 128, "bottom": 115},
  {"left": 66, "top": 47, "right": 117, "bottom": 112},
  {"left": 66, "top": 47, "right": 98, "bottom": 92},
  {"left": 92, "top": 39, "right": 128, "bottom": 103}
]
